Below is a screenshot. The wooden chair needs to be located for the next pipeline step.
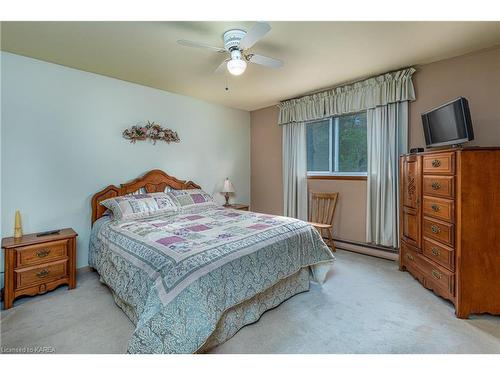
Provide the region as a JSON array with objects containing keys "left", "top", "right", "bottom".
[{"left": 308, "top": 192, "right": 339, "bottom": 252}]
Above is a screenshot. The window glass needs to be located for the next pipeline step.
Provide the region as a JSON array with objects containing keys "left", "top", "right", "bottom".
[
  {"left": 306, "top": 119, "right": 330, "bottom": 172},
  {"left": 306, "top": 112, "right": 367, "bottom": 174},
  {"left": 338, "top": 112, "right": 367, "bottom": 173}
]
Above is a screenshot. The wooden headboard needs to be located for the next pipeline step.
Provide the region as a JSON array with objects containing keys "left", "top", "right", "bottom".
[{"left": 91, "top": 169, "right": 201, "bottom": 225}]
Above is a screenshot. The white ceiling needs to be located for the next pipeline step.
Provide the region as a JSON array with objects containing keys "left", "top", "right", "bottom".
[{"left": 2, "top": 21, "right": 500, "bottom": 111}]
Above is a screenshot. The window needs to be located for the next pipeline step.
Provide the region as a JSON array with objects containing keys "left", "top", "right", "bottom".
[{"left": 306, "top": 112, "right": 367, "bottom": 176}]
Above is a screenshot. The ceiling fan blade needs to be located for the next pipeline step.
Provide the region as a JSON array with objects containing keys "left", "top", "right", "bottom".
[
  {"left": 177, "top": 39, "right": 226, "bottom": 53},
  {"left": 239, "top": 22, "right": 271, "bottom": 50},
  {"left": 248, "top": 54, "right": 284, "bottom": 69},
  {"left": 214, "top": 59, "right": 229, "bottom": 74}
]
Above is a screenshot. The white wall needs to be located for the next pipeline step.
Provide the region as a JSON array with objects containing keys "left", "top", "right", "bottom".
[{"left": 0, "top": 52, "right": 250, "bottom": 286}]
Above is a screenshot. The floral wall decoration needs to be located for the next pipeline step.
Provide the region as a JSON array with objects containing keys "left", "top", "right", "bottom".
[{"left": 123, "top": 121, "right": 181, "bottom": 144}]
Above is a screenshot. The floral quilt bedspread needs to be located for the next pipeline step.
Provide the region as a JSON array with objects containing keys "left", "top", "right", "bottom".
[{"left": 89, "top": 206, "right": 334, "bottom": 353}]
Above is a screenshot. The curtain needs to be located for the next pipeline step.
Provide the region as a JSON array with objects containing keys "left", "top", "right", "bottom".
[
  {"left": 282, "top": 122, "right": 308, "bottom": 220},
  {"left": 279, "top": 67, "right": 414, "bottom": 236},
  {"left": 278, "top": 68, "right": 415, "bottom": 124},
  {"left": 366, "top": 101, "right": 409, "bottom": 248}
]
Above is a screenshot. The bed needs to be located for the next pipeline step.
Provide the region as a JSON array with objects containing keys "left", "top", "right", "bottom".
[{"left": 89, "top": 170, "right": 334, "bottom": 353}]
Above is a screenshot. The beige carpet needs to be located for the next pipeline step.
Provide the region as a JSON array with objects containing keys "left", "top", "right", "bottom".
[{"left": 1, "top": 250, "right": 499, "bottom": 354}]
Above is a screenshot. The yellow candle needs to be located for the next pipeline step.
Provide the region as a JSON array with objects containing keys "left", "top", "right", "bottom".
[{"left": 14, "top": 210, "right": 23, "bottom": 238}]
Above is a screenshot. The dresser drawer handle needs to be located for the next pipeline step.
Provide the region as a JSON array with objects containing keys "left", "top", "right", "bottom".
[
  {"left": 36, "top": 269, "right": 50, "bottom": 278},
  {"left": 431, "top": 247, "right": 441, "bottom": 256},
  {"left": 431, "top": 159, "right": 441, "bottom": 168},
  {"left": 431, "top": 182, "right": 441, "bottom": 190},
  {"left": 431, "top": 269, "right": 442, "bottom": 280},
  {"left": 431, "top": 225, "right": 441, "bottom": 234},
  {"left": 431, "top": 204, "right": 440, "bottom": 212},
  {"left": 406, "top": 253, "right": 414, "bottom": 261},
  {"left": 37, "top": 249, "right": 51, "bottom": 258}
]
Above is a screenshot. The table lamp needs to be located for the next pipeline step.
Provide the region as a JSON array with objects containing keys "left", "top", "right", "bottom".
[{"left": 221, "top": 178, "right": 235, "bottom": 206}]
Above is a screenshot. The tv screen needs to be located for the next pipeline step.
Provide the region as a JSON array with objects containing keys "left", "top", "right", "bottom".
[{"left": 421, "top": 97, "right": 474, "bottom": 148}]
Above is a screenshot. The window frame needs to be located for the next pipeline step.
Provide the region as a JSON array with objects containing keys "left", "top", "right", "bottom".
[{"left": 306, "top": 111, "right": 368, "bottom": 178}]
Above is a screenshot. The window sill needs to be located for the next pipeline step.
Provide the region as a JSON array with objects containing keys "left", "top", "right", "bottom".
[{"left": 307, "top": 175, "right": 367, "bottom": 181}]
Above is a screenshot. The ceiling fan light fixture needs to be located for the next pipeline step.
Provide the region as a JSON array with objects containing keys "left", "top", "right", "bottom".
[
  {"left": 177, "top": 23, "right": 282, "bottom": 77},
  {"left": 227, "top": 58, "right": 247, "bottom": 76},
  {"left": 227, "top": 49, "right": 247, "bottom": 76}
]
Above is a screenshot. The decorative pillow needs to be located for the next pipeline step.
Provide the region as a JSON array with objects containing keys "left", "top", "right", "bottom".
[
  {"left": 127, "top": 187, "right": 147, "bottom": 195},
  {"left": 127, "top": 187, "right": 171, "bottom": 195},
  {"left": 100, "top": 192, "right": 178, "bottom": 221},
  {"left": 167, "top": 189, "right": 218, "bottom": 210}
]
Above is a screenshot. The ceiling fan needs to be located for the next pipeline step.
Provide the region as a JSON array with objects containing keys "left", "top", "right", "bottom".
[{"left": 177, "top": 22, "right": 284, "bottom": 76}]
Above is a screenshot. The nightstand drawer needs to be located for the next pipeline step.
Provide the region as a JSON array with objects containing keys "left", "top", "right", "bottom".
[
  {"left": 15, "top": 259, "right": 68, "bottom": 289},
  {"left": 16, "top": 239, "right": 68, "bottom": 267}
]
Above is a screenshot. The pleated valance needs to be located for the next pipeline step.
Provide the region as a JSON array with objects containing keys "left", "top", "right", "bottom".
[{"left": 278, "top": 67, "right": 416, "bottom": 125}]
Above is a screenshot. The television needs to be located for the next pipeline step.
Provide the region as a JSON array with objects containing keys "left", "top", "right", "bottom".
[{"left": 421, "top": 97, "right": 474, "bottom": 148}]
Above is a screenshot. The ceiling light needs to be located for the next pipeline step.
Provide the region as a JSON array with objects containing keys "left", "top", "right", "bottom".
[
  {"left": 227, "top": 49, "right": 247, "bottom": 76},
  {"left": 227, "top": 59, "right": 247, "bottom": 76}
]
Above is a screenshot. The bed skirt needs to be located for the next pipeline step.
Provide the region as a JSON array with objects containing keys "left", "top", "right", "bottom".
[{"left": 103, "top": 266, "right": 313, "bottom": 353}]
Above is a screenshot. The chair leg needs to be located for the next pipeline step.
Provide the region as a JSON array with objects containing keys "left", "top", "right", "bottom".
[
  {"left": 328, "top": 228, "right": 335, "bottom": 252},
  {"left": 319, "top": 228, "right": 324, "bottom": 242}
]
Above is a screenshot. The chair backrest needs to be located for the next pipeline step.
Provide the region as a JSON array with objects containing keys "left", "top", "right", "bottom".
[{"left": 308, "top": 192, "right": 339, "bottom": 225}]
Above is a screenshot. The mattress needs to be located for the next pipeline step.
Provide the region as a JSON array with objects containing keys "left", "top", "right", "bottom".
[{"left": 89, "top": 205, "right": 334, "bottom": 353}]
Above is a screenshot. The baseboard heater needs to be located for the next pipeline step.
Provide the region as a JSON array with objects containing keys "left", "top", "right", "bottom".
[{"left": 324, "top": 236, "right": 399, "bottom": 261}]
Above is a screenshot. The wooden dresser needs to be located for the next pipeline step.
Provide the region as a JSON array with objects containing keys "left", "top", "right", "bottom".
[
  {"left": 399, "top": 147, "right": 500, "bottom": 318},
  {"left": 2, "top": 228, "right": 77, "bottom": 309}
]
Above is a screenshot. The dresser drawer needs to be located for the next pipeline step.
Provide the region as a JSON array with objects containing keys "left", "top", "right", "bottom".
[
  {"left": 423, "top": 196, "right": 454, "bottom": 222},
  {"left": 423, "top": 176, "right": 454, "bottom": 199},
  {"left": 423, "top": 152, "right": 455, "bottom": 175},
  {"left": 400, "top": 241, "right": 423, "bottom": 274},
  {"left": 401, "top": 242, "right": 454, "bottom": 301},
  {"left": 15, "top": 259, "right": 68, "bottom": 289},
  {"left": 16, "top": 239, "right": 68, "bottom": 267},
  {"left": 418, "top": 254, "right": 455, "bottom": 301},
  {"left": 423, "top": 217, "right": 454, "bottom": 246},
  {"left": 423, "top": 237, "right": 455, "bottom": 271}
]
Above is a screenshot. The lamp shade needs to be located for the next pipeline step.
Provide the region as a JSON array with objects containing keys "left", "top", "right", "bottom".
[{"left": 222, "top": 178, "right": 235, "bottom": 193}]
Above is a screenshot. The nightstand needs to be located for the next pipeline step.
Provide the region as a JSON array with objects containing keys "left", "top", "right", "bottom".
[
  {"left": 223, "top": 204, "right": 249, "bottom": 211},
  {"left": 1, "top": 228, "right": 77, "bottom": 309}
]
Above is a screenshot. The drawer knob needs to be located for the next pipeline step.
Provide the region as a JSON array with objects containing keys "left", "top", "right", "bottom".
[
  {"left": 431, "top": 225, "right": 441, "bottom": 234},
  {"left": 431, "top": 204, "right": 440, "bottom": 212},
  {"left": 431, "top": 269, "right": 442, "bottom": 280},
  {"left": 37, "top": 249, "right": 51, "bottom": 258},
  {"left": 431, "top": 247, "right": 441, "bottom": 256},
  {"left": 406, "top": 253, "right": 414, "bottom": 261},
  {"left": 431, "top": 182, "right": 441, "bottom": 190},
  {"left": 36, "top": 269, "right": 50, "bottom": 278},
  {"left": 432, "top": 159, "right": 441, "bottom": 168}
]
